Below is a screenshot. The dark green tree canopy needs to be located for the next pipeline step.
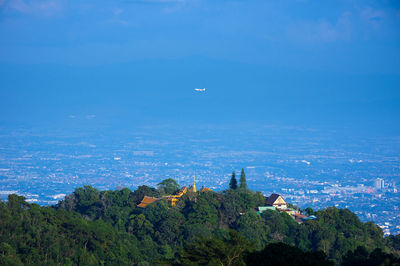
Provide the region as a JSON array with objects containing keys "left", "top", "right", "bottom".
[
  {"left": 1, "top": 182, "right": 395, "bottom": 266},
  {"left": 175, "top": 230, "right": 252, "bottom": 266},
  {"left": 240, "top": 168, "right": 247, "bottom": 189},
  {"left": 229, "top": 171, "right": 237, "bottom": 190},
  {"left": 157, "top": 178, "right": 180, "bottom": 195},
  {"left": 342, "top": 246, "right": 400, "bottom": 266},
  {"left": 304, "top": 207, "right": 315, "bottom": 216},
  {"left": 131, "top": 185, "right": 160, "bottom": 204},
  {"left": 246, "top": 242, "right": 334, "bottom": 266}
]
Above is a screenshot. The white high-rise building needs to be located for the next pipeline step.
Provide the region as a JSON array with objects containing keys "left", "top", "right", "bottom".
[{"left": 374, "top": 178, "right": 384, "bottom": 190}]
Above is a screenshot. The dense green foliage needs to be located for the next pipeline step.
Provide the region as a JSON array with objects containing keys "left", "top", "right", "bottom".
[
  {"left": 1, "top": 179, "right": 398, "bottom": 265},
  {"left": 342, "top": 246, "right": 400, "bottom": 266},
  {"left": 246, "top": 242, "right": 334, "bottom": 266},
  {"left": 0, "top": 194, "right": 144, "bottom": 265},
  {"left": 158, "top": 179, "right": 180, "bottom": 195},
  {"left": 239, "top": 168, "right": 247, "bottom": 190},
  {"left": 171, "top": 230, "right": 333, "bottom": 266},
  {"left": 229, "top": 171, "right": 237, "bottom": 190}
]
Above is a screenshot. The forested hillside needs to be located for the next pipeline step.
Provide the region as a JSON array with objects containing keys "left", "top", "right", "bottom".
[{"left": 1, "top": 178, "right": 399, "bottom": 265}]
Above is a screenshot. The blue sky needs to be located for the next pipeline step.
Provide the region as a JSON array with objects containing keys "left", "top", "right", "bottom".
[{"left": 0, "top": 0, "right": 399, "bottom": 133}]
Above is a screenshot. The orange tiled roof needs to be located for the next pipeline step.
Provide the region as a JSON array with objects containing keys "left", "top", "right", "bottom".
[
  {"left": 141, "top": 196, "right": 158, "bottom": 204},
  {"left": 137, "top": 203, "right": 148, "bottom": 208},
  {"left": 201, "top": 187, "right": 212, "bottom": 192}
]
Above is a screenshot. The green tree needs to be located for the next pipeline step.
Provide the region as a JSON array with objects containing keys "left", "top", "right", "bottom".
[
  {"left": 182, "top": 223, "right": 212, "bottom": 243},
  {"left": 143, "top": 200, "right": 169, "bottom": 225},
  {"left": 304, "top": 207, "right": 388, "bottom": 263},
  {"left": 229, "top": 171, "right": 237, "bottom": 190},
  {"left": 73, "top": 186, "right": 101, "bottom": 218},
  {"left": 385, "top": 233, "right": 400, "bottom": 251},
  {"left": 127, "top": 214, "right": 154, "bottom": 240},
  {"left": 245, "top": 242, "right": 333, "bottom": 266},
  {"left": 131, "top": 185, "right": 160, "bottom": 204},
  {"left": 234, "top": 210, "right": 269, "bottom": 249},
  {"left": 252, "top": 191, "right": 266, "bottom": 207},
  {"left": 7, "top": 194, "right": 28, "bottom": 211},
  {"left": 154, "top": 207, "right": 185, "bottom": 245},
  {"left": 0, "top": 195, "right": 150, "bottom": 265},
  {"left": 1, "top": 183, "right": 394, "bottom": 266},
  {"left": 0, "top": 242, "right": 23, "bottom": 266},
  {"left": 261, "top": 210, "right": 296, "bottom": 243},
  {"left": 342, "top": 246, "right": 400, "bottom": 266},
  {"left": 221, "top": 189, "right": 255, "bottom": 227},
  {"left": 304, "top": 207, "right": 315, "bottom": 216},
  {"left": 239, "top": 168, "right": 247, "bottom": 190},
  {"left": 157, "top": 179, "right": 180, "bottom": 195},
  {"left": 177, "top": 230, "right": 252, "bottom": 266},
  {"left": 184, "top": 192, "right": 220, "bottom": 229}
]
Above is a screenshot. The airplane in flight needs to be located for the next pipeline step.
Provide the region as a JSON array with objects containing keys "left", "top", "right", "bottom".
[{"left": 194, "top": 88, "right": 206, "bottom": 92}]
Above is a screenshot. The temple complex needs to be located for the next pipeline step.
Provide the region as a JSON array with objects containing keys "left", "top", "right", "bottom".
[{"left": 137, "top": 178, "right": 212, "bottom": 208}]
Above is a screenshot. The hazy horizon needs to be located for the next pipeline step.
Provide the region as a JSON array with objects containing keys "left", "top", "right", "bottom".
[{"left": 1, "top": 0, "right": 399, "bottom": 136}]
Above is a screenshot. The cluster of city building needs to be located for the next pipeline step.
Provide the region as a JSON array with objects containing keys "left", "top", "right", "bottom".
[
  {"left": 274, "top": 176, "right": 399, "bottom": 235},
  {"left": 0, "top": 126, "right": 398, "bottom": 235}
]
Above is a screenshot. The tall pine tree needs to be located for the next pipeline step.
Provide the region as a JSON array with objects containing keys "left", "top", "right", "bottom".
[
  {"left": 239, "top": 168, "right": 247, "bottom": 189},
  {"left": 229, "top": 171, "right": 237, "bottom": 189}
]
